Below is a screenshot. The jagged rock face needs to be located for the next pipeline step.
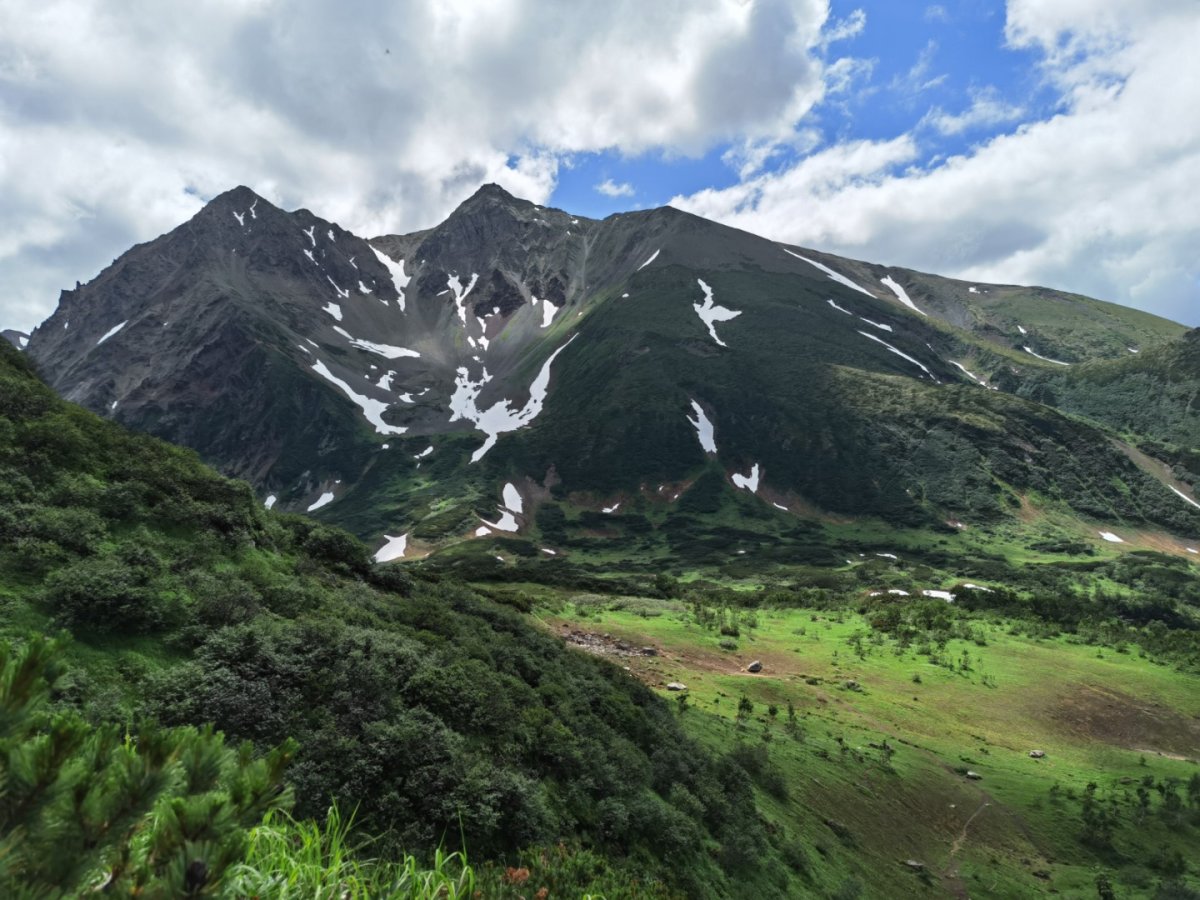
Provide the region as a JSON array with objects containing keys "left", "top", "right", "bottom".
[
  {"left": 24, "top": 183, "right": 1198, "bottom": 551},
  {"left": 24, "top": 186, "right": 415, "bottom": 490},
  {"left": 1, "top": 329, "right": 28, "bottom": 350}
]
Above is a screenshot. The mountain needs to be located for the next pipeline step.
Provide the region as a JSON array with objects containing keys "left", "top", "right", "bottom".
[
  {"left": 11, "top": 191, "right": 1200, "bottom": 899},
  {"left": 24, "top": 185, "right": 1200, "bottom": 564},
  {"left": 2, "top": 328, "right": 28, "bottom": 350}
]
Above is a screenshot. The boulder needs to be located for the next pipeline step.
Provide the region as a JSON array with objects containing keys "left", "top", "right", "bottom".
[
  {"left": 1029, "top": 750, "right": 1045, "bottom": 758},
  {"left": 666, "top": 682, "right": 688, "bottom": 691},
  {"left": 747, "top": 660, "right": 763, "bottom": 673},
  {"left": 965, "top": 770, "right": 983, "bottom": 780}
]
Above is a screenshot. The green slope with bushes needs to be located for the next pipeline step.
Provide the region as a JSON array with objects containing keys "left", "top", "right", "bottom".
[{"left": 0, "top": 339, "right": 803, "bottom": 898}]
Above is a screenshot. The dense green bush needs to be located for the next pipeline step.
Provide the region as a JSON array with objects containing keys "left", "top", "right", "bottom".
[{"left": 0, "top": 635, "right": 294, "bottom": 897}]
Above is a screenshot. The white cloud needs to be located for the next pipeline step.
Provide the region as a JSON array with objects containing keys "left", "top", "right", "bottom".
[
  {"left": 0, "top": 0, "right": 835, "bottom": 330},
  {"left": 890, "top": 40, "right": 947, "bottom": 95},
  {"left": 595, "top": 179, "right": 635, "bottom": 198},
  {"left": 923, "top": 88, "right": 1025, "bottom": 136},
  {"left": 675, "top": 4, "right": 1200, "bottom": 326},
  {"left": 820, "top": 9, "right": 866, "bottom": 47}
]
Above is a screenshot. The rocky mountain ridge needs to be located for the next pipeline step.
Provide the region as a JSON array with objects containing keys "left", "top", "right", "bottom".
[{"left": 21, "top": 184, "right": 1200, "bottom": 562}]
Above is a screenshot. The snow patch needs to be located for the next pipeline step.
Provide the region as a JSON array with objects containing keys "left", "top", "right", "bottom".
[
  {"left": 602, "top": 502, "right": 621, "bottom": 514},
  {"left": 968, "top": 286, "right": 979, "bottom": 294},
  {"left": 303, "top": 249, "right": 316, "bottom": 264},
  {"left": 298, "top": 344, "right": 311, "bottom": 354},
  {"left": 1023, "top": 346, "right": 1071, "bottom": 366},
  {"left": 1099, "top": 531, "right": 1125, "bottom": 543},
  {"left": 326, "top": 276, "right": 349, "bottom": 299},
  {"left": 232, "top": 211, "right": 244, "bottom": 227},
  {"left": 264, "top": 494, "right": 277, "bottom": 510},
  {"left": 922, "top": 590, "right": 954, "bottom": 602},
  {"left": 732, "top": 463, "right": 760, "bottom": 493},
  {"left": 249, "top": 199, "right": 257, "bottom": 219},
  {"left": 859, "top": 317, "right": 893, "bottom": 333},
  {"left": 785, "top": 249, "right": 874, "bottom": 297},
  {"left": 858, "top": 331, "right": 938, "bottom": 381},
  {"left": 303, "top": 225, "right": 315, "bottom": 246},
  {"left": 307, "top": 491, "right": 334, "bottom": 512},
  {"left": 374, "top": 533, "right": 409, "bottom": 563},
  {"left": 415, "top": 446, "right": 433, "bottom": 459},
  {"left": 475, "top": 526, "right": 490, "bottom": 537},
  {"left": 333, "top": 326, "right": 420, "bottom": 359},
  {"left": 449, "top": 335, "right": 577, "bottom": 463},
  {"left": 327, "top": 229, "right": 335, "bottom": 242},
  {"left": 311, "top": 359, "right": 406, "bottom": 434},
  {"left": 827, "top": 299, "right": 852, "bottom": 315},
  {"left": 693, "top": 279, "right": 742, "bottom": 347},
  {"left": 686, "top": 400, "right": 718, "bottom": 454},
  {"left": 636, "top": 249, "right": 660, "bottom": 270},
  {"left": 480, "top": 510, "right": 519, "bottom": 533},
  {"left": 96, "top": 321, "right": 128, "bottom": 346},
  {"left": 962, "top": 584, "right": 994, "bottom": 593},
  {"left": 772, "top": 502, "right": 788, "bottom": 512},
  {"left": 502, "top": 483, "right": 523, "bottom": 513},
  {"left": 949, "top": 361, "right": 984, "bottom": 384},
  {"left": 376, "top": 371, "right": 393, "bottom": 390},
  {"left": 370, "top": 248, "right": 410, "bottom": 311},
  {"left": 1017, "top": 325, "right": 1028, "bottom": 335},
  {"left": 880, "top": 275, "right": 927, "bottom": 316},
  {"left": 876, "top": 553, "right": 898, "bottom": 560},
  {"left": 448, "top": 273, "right": 480, "bottom": 324},
  {"left": 323, "top": 302, "right": 342, "bottom": 321},
  {"left": 358, "top": 281, "right": 373, "bottom": 295},
  {"left": 1128, "top": 347, "right": 1140, "bottom": 354},
  {"left": 541, "top": 299, "right": 560, "bottom": 328},
  {"left": 541, "top": 548, "right": 557, "bottom": 555},
  {"left": 1169, "top": 486, "right": 1200, "bottom": 511}
]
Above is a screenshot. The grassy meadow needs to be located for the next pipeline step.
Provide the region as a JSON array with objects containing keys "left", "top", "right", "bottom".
[{"left": 517, "top": 587, "right": 1200, "bottom": 899}]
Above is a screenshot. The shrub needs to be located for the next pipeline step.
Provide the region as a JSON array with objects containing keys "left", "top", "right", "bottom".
[{"left": 0, "top": 635, "right": 295, "bottom": 897}]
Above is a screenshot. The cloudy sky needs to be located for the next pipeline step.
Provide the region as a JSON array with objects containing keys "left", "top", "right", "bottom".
[{"left": 1, "top": 0, "right": 1197, "bottom": 330}]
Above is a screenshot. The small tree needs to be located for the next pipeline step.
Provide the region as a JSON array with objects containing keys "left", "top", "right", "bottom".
[{"left": 0, "top": 634, "right": 296, "bottom": 896}]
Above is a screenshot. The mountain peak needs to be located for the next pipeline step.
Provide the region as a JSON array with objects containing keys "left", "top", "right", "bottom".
[
  {"left": 467, "top": 182, "right": 518, "bottom": 203},
  {"left": 450, "top": 183, "right": 538, "bottom": 219},
  {"left": 211, "top": 184, "right": 267, "bottom": 207}
]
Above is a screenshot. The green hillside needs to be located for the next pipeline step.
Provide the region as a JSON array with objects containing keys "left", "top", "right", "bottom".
[{"left": 0, "top": 339, "right": 801, "bottom": 898}]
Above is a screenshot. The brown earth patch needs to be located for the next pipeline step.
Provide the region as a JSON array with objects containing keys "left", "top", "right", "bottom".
[
  {"left": 1015, "top": 494, "right": 1042, "bottom": 524},
  {"left": 1047, "top": 683, "right": 1200, "bottom": 760}
]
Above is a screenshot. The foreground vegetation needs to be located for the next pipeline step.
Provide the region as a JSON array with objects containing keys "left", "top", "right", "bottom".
[
  {"left": 4, "top": 331, "right": 1200, "bottom": 898},
  {"left": 0, "top": 341, "right": 792, "bottom": 896}
]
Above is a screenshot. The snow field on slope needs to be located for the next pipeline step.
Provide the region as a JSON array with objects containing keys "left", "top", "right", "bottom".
[
  {"left": 784, "top": 248, "right": 874, "bottom": 297},
  {"left": 693, "top": 279, "right": 741, "bottom": 347}
]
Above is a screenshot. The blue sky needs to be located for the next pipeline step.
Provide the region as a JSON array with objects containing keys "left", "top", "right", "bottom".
[
  {"left": 1, "top": 0, "right": 1197, "bottom": 328},
  {"left": 553, "top": 2, "right": 1051, "bottom": 218}
]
